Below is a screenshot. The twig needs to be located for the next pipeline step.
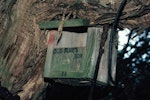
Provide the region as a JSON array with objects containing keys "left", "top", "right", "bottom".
[{"left": 56, "top": 5, "right": 72, "bottom": 44}]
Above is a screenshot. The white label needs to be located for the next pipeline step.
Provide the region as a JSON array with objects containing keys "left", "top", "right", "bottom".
[{"left": 55, "top": 31, "right": 87, "bottom": 48}]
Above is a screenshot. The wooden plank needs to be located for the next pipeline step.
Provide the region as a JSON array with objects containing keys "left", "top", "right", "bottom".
[
  {"left": 44, "top": 31, "right": 57, "bottom": 78},
  {"left": 97, "top": 28, "right": 117, "bottom": 84},
  {"left": 55, "top": 31, "right": 87, "bottom": 48},
  {"left": 39, "top": 19, "right": 89, "bottom": 29}
]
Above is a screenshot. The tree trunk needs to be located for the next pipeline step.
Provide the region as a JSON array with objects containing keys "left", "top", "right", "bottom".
[
  {"left": 0, "top": 0, "right": 47, "bottom": 99},
  {"left": 0, "top": 0, "right": 149, "bottom": 99}
]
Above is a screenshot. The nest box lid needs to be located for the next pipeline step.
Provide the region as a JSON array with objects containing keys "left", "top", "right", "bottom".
[{"left": 39, "top": 19, "right": 89, "bottom": 29}]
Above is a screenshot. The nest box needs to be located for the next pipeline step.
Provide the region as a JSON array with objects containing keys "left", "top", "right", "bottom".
[{"left": 39, "top": 19, "right": 116, "bottom": 86}]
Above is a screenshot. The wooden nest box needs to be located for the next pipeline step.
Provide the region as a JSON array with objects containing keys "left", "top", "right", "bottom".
[{"left": 39, "top": 19, "right": 117, "bottom": 86}]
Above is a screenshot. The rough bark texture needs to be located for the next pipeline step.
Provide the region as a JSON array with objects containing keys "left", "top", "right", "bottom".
[{"left": 0, "top": 0, "right": 150, "bottom": 99}]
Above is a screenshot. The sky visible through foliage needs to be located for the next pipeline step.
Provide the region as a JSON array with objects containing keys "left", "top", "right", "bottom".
[
  {"left": 118, "top": 28, "right": 130, "bottom": 51},
  {"left": 116, "top": 27, "right": 150, "bottom": 100}
]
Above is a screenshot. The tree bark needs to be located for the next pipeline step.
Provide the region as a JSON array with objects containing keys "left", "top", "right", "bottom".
[
  {"left": 0, "top": 0, "right": 150, "bottom": 99},
  {"left": 0, "top": 0, "right": 47, "bottom": 99}
]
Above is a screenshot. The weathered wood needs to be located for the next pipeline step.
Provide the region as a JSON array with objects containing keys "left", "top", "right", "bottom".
[{"left": 44, "top": 27, "right": 116, "bottom": 85}]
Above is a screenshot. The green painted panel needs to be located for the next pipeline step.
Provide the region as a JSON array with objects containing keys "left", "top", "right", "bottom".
[
  {"left": 48, "top": 46, "right": 95, "bottom": 79},
  {"left": 39, "top": 19, "right": 89, "bottom": 29},
  {"left": 44, "top": 28, "right": 97, "bottom": 82}
]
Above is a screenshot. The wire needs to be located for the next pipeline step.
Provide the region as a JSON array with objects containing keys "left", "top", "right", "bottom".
[{"left": 108, "top": 0, "right": 127, "bottom": 85}]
